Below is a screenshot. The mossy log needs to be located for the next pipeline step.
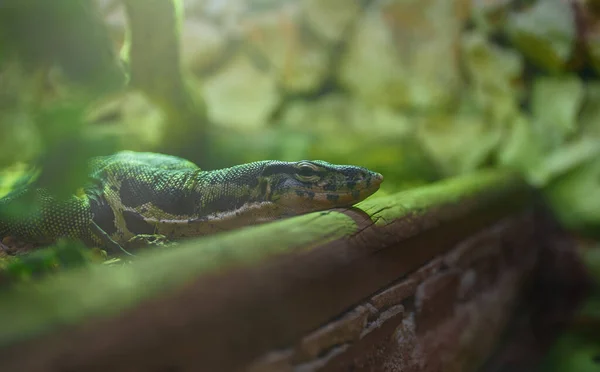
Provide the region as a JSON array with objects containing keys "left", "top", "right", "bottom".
[{"left": 0, "top": 170, "right": 537, "bottom": 371}]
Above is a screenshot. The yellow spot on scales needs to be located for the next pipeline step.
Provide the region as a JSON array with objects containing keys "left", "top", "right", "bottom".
[{"left": 75, "top": 187, "right": 87, "bottom": 199}]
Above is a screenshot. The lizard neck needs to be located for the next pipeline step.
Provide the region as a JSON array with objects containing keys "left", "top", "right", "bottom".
[
  {"left": 142, "top": 162, "right": 284, "bottom": 238},
  {"left": 188, "top": 162, "right": 274, "bottom": 220},
  {"left": 101, "top": 163, "right": 279, "bottom": 242}
]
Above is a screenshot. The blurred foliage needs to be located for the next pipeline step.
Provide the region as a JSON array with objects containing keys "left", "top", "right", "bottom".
[
  {"left": 540, "top": 237, "right": 600, "bottom": 372},
  {"left": 543, "top": 157, "right": 600, "bottom": 238},
  {"left": 541, "top": 330, "right": 600, "bottom": 372},
  {"left": 34, "top": 103, "right": 118, "bottom": 199},
  {"left": 0, "top": 239, "right": 104, "bottom": 287},
  {"left": 505, "top": 0, "right": 575, "bottom": 74},
  {"left": 541, "top": 246, "right": 600, "bottom": 371},
  {"left": 121, "top": 0, "right": 210, "bottom": 164},
  {"left": 0, "top": 0, "right": 126, "bottom": 94},
  {"left": 0, "top": 0, "right": 125, "bottom": 174}
]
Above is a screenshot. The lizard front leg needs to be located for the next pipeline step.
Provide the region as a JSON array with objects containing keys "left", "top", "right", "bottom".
[
  {"left": 89, "top": 220, "right": 135, "bottom": 257},
  {"left": 125, "top": 234, "right": 174, "bottom": 250}
]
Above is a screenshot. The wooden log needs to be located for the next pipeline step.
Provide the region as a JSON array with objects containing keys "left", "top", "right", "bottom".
[{"left": 0, "top": 170, "right": 533, "bottom": 371}]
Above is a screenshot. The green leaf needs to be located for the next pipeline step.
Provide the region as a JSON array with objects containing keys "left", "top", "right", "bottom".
[
  {"left": 543, "top": 157, "right": 600, "bottom": 236},
  {"left": 505, "top": 0, "right": 576, "bottom": 73},
  {"left": 417, "top": 115, "right": 503, "bottom": 176},
  {"left": 532, "top": 138, "right": 600, "bottom": 186},
  {"left": 541, "top": 331, "right": 600, "bottom": 372},
  {"left": 580, "top": 82, "right": 600, "bottom": 138},
  {"left": 497, "top": 115, "right": 543, "bottom": 177},
  {"left": 531, "top": 76, "right": 584, "bottom": 148}
]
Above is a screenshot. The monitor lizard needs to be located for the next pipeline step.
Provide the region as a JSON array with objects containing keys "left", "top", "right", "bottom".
[{"left": 0, "top": 151, "right": 383, "bottom": 255}]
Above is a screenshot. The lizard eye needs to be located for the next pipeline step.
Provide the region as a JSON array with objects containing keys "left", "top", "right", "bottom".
[
  {"left": 298, "top": 165, "right": 316, "bottom": 177},
  {"left": 295, "top": 163, "right": 319, "bottom": 182}
]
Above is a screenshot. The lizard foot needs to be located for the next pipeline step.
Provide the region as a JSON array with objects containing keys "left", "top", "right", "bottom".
[{"left": 126, "top": 234, "right": 174, "bottom": 250}]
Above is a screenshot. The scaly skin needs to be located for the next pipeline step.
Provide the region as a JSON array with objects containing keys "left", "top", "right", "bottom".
[{"left": 0, "top": 151, "right": 383, "bottom": 254}]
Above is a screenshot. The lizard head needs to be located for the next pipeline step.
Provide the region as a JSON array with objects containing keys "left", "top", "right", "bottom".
[{"left": 259, "top": 160, "right": 383, "bottom": 214}]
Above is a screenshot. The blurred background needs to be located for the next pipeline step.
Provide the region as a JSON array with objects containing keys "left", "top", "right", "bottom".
[
  {"left": 1, "top": 0, "right": 600, "bottom": 369},
  {"left": 2, "top": 0, "right": 600, "bottom": 232}
]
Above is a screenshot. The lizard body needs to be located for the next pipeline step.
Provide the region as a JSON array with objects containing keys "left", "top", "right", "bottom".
[{"left": 0, "top": 151, "right": 383, "bottom": 254}]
